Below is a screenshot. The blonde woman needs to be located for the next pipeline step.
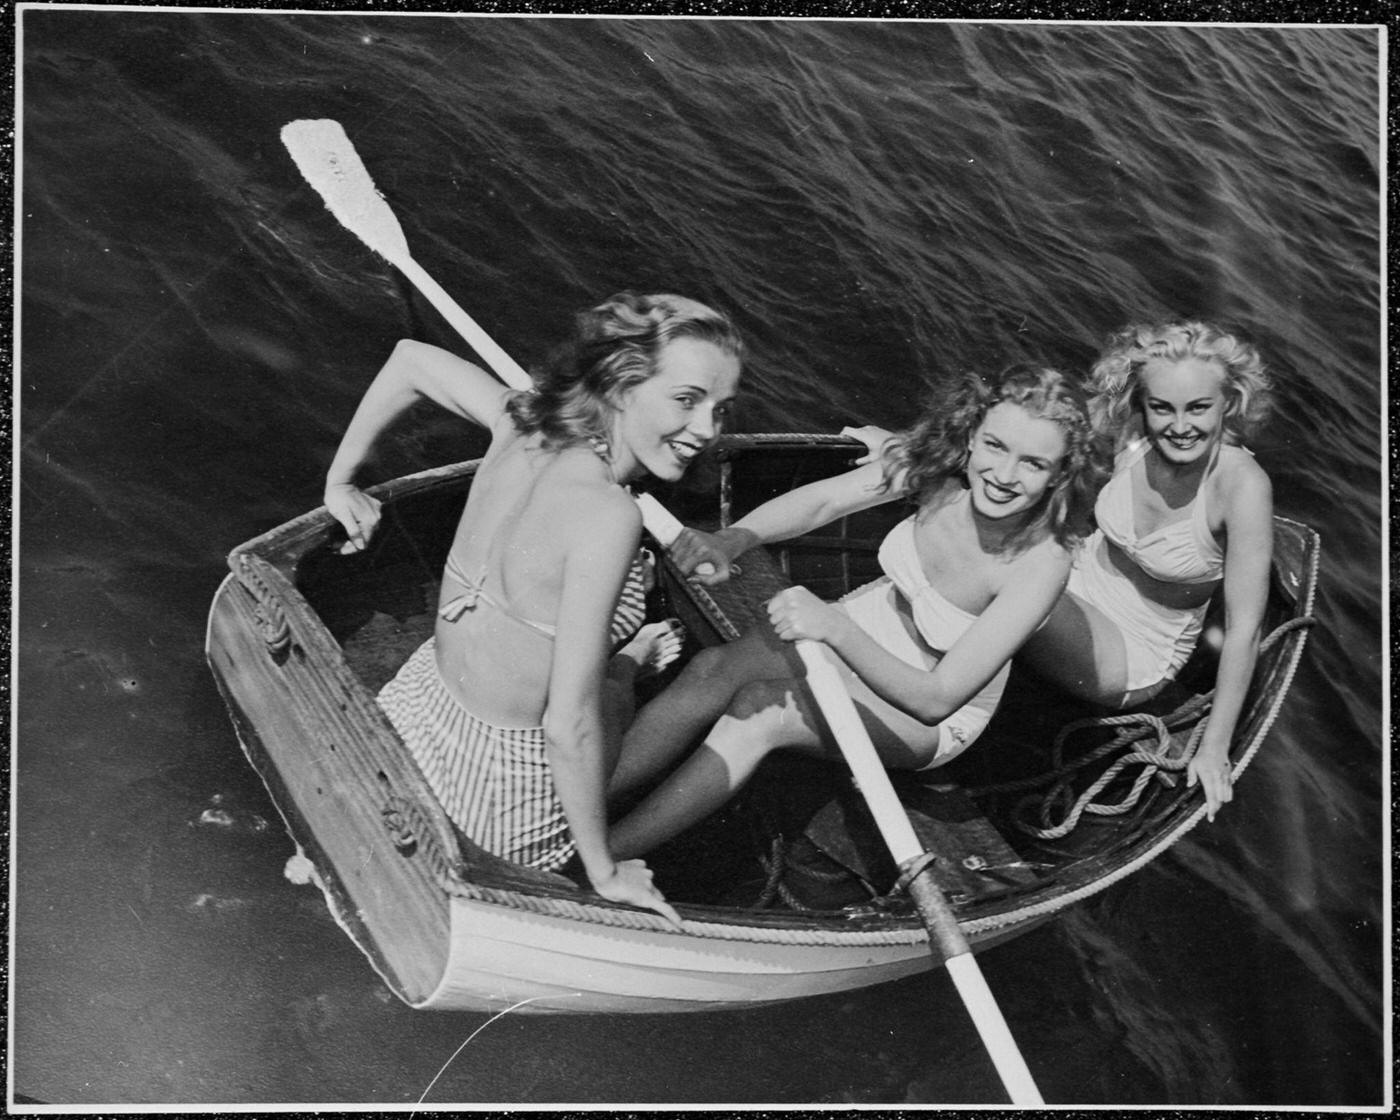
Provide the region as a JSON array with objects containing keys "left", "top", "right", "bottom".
[
  {"left": 1019, "top": 321, "right": 1274, "bottom": 821},
  {"left": 325, "top": 292, "right": 744, "bottom": 922}
]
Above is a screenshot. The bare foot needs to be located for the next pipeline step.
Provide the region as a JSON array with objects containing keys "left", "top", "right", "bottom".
[{"left": 617, "top": 619, "right": 684, "bottom": 679}]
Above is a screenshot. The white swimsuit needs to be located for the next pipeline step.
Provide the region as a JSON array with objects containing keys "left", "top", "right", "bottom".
[
  {"left": 834, "top": 516, "right": 1009, "bottom": 767},
  {"left": 1067, "top": 439, "right": 1224, "bottom": 690}
]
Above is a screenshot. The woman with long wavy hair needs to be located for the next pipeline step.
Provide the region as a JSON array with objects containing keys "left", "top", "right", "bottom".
[{"left": 607, "top": 362, "right": 1107, "bottom": 859}]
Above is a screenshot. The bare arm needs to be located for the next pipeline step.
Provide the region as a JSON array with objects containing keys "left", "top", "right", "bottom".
[
  {"left": 325, "top": 340, "right": 517, "bottom": 551},
  {"left": 543, "top": 493, "right": 681, "bottom": 925},
  {"left": 1189, "top": 461, "right": 1274, "bottom": 820},
  {"left": 734, "top": 459, "right": 904, "bottom": 541},
  {"left": 671, "top": 460, "right": 902, "bottom": 582},
  {"left": 768, "top": 547, "right": 1070, "bottom": 724}
]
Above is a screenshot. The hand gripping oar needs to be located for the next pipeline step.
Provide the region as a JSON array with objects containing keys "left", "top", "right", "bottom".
[
  {"left": 636, "top": 503, "right": 1043, "bottom": 1106},
  {"left": 281, "top": 119, "right": 1039, "bottom": 1099}
]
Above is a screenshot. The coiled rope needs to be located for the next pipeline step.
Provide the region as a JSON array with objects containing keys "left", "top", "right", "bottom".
[{"left": 975, "top": 616, "right": 1315, "bottom": 840}]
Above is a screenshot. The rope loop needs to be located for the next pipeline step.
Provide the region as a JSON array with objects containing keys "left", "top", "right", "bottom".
[
  {"left": 991, "top": 615, "right": 1314, "bottom": 841},
  {"left": 236, "top": 553, "right": 293, "bottom": 657},
  {"left": 381, "top": 796, "right": 418, "bottom": 855}
]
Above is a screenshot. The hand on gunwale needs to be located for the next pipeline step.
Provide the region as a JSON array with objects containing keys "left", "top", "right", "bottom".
[
  {"left": 325, "top": 482, "right": 382, "bottom": 554},
  {"left": 592, "top": 858, "right": 682, "bottom": 928},
  {"left": 1187, "top": 743, "right": 1235, "bottom": 822},
  {"left": 841, "top": 424, "right": 898, "bottom": 466}
]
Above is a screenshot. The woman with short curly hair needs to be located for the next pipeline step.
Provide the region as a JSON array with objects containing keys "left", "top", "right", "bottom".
[
  {"left": 1019, "top": 320, "right": 1275, "bottom": 821},
  {"left": 323, "top": 291, "right": 744, "bottom": 923},
  {"left": 606, "top": 363, "right": 1108, "bottom": 859}
]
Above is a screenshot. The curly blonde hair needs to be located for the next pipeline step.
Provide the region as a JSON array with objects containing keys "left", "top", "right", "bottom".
[
  {"left": 1090, "top": 320, "right": 1272, "bottom": 447},
  {"left": 882, "top": 363, "right": 1109, "bottom": 549},
  {"left": 506, "top": 291, "right": 745, "bottom": 449}
]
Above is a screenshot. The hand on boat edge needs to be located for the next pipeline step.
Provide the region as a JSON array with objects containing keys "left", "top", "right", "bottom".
[
  {"left": 841, "top": 424, "right": 898, "bottom": 466},
  {"left": 593, "top": 858, "right": 683, "bottom": 928},
  {"left": 1187, "top": 747, "right": 1235, "bottom": 822},
  {"left": 325, "top": 483, "right": 383, "bottom": 554}
]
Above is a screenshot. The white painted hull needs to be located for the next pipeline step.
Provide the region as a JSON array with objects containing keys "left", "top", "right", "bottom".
[{"left": 420, "top": 897, "right": 935, "bottom": 1013}]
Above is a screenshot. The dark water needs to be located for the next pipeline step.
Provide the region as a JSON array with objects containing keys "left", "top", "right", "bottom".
[{"left": 14, "top": 11, "right": 1386, "bottom": 1108}]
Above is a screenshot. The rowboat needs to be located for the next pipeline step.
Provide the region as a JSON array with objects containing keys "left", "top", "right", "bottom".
[{"left": 205, "top": 433, "right": 1318, "bottom": 1014}]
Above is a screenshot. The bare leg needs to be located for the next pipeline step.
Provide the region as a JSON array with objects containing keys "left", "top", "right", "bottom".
[
  {"left": 1018, "top": 592, "right": 1168, "bottom": 708},
  {"left": 610, "top": 659, "right": 950, "bottom": 858},
  {"left": 610, "top": 676, "right": 825, "bottom": 858},
  {"left": 608, "top": 628, "right": 797, "bottom": 799},
  {"left": 600, "top": 620, "right": 688, "bottom": 774}
]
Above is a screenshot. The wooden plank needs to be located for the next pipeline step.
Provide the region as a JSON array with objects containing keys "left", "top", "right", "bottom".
[{"left": 207, "top": 578, "right": 452, "bottom": 1003}]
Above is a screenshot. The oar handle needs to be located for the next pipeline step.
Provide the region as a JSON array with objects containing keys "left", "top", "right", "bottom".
[
  {"left": 632, "top": 493, "right": 716, "bottom": 578},
  {"left": 397, "top": 258, "right": 533, "bottom": 391}
]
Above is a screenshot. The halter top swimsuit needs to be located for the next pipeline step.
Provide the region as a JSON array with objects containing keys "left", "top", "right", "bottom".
[
  {"left": 439, "top": 550, "right": 648, "bottom": 647},
  {"left": 436, "top": 435, "right": 648, "bottom": 646},
  {"left": 1094, "top": 439, "right": 1224, "bottom": 585}
]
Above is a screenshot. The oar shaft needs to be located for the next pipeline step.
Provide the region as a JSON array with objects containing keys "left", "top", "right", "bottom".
[
  {"left": 795, "top": 642, "right": 923, "bottom": 857},
  {"left": 797, "top": 643, "right": 969, "bottom": 956},
  {"left": 946, "top": 955, "right": 1045, "bottom": 1104},
  {"left": 396, "top": 258, "right": 533, "bottom": 391},
  {"left": 793, "top": 640, "right": 1044, "bottom": 1106}
]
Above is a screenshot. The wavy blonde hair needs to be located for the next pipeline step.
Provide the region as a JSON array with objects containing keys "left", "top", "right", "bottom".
[
  {"left": 882, "top": 363, "right": 1109, "bottom": 549},
  {"left": 1090, "top": 320, "right": 1272, "bottom": 447},
  {"left": 506, "top": 291, "right": 745, "bottom": 449}
]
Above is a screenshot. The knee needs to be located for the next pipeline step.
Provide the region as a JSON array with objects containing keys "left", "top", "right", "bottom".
[
  {"left": 728, "top": 677, "right": 800, "bottom": 721},
  {"left": 711, "top": 677, "right": 812, "bottom": 756},
  {"left": 679, "top": 640, "right": 760, "bottom": 695},
  {"left": 709, "top": 678, "right": 803, "bottom": 762},
  {"left": 683, "top": 644, "right": 733, "bottom": 683}
]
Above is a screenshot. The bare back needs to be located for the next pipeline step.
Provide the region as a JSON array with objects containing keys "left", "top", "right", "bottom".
[{"left": 433, "top": 417, "right": 639, "bottom": 727}]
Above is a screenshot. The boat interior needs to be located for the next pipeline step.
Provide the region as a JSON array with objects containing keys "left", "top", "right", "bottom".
[{"left": 290, "top": 437, "right": 1306, "bottom": 920}]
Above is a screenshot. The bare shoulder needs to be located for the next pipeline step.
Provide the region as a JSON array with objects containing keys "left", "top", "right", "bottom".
[
  {"left": 548, "top": 475, "right": 642, "bottom": 552},
  {"left": 1008, "top": 533, "right": 1072, "bottom": 586},
  {"left": 1214, "top": 445, "right": 1272, "bottom": 511}
]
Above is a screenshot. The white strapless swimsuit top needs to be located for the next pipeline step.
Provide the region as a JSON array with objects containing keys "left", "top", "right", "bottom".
[{"left": 877, "top": 515, "right": 979, "bottom": 652}]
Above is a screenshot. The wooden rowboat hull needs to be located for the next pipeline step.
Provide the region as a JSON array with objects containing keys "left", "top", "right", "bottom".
[
  {"left": 208, "top": 583, "right": 1040, "bottom": 1012},
  {"left": 206, "top": 435, "right": 1318, "bottom": 1013}
]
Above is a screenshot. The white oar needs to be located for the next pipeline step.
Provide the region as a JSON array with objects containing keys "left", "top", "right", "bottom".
[
  {"left": 280, "top": 118, "right": 1041, "bottom": 1103},
  {"left": 282, "top": 119, "right": 720, "bottom": 574},
  {"left": 795, "top": 644, "right": 1042, "bottom": 1103},
  {"left": 281, "top": 119, "right": 531, "bottom": 392},
  {"left": 636, "top": 503, "right": 1043, "bottom": 1106}
]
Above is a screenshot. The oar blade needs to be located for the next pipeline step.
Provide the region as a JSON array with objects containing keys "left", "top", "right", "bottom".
[{"left": 281, "top": 119, "right": 411, "bottom": 265}]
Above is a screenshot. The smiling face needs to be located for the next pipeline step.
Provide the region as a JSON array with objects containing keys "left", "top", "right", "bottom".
[
  {"left": 1138, "top": 356, "right": 1227, "bottom": 467},
  {"left": 611, "top": 336, "right": 741, "bottom": 482},
  {"left": 965, "top": 400, "right": 1068, "bottom": 522}
]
